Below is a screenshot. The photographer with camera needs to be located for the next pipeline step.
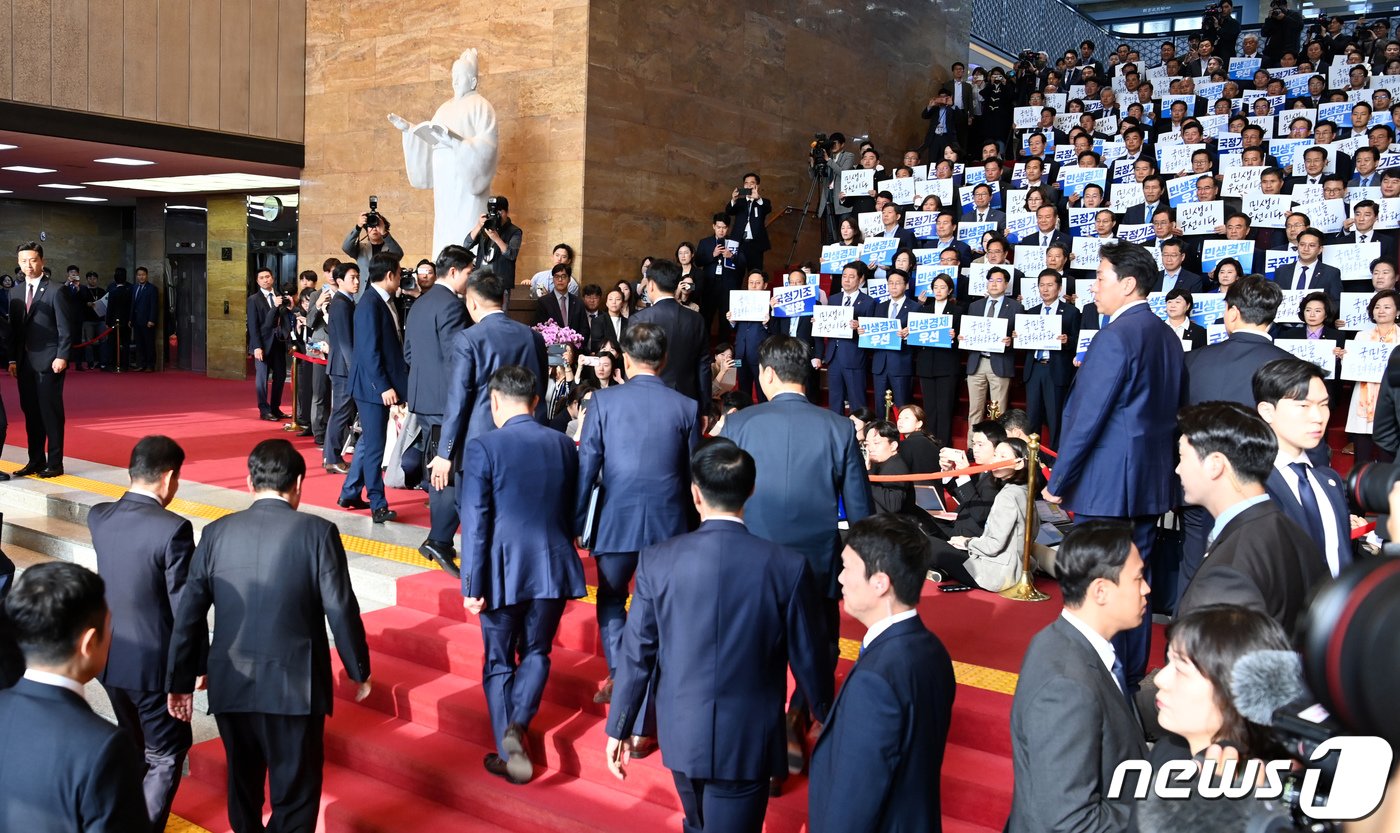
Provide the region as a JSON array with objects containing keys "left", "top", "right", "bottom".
[
  {"left": 342, "top": 197, "right": 404, "bottom": 301},
  {"left": 1262, "top": 0, "right": 1304, "bottom": 63},
  {"left": 467, "top": 195, "right": 522, "bottom": 296},
  {"left": 1202, "top": 0, "right": 1240, "bottom": 60},
  {"left": 812, "top": 132, "right": 855, "bottom": 244}
]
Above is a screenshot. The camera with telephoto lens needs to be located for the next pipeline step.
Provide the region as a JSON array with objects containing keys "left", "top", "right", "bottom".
[
  {"left": 365, "top": 195, "right": 381, "bottom": 229},
  {"left": 1345, "top": 461, "right": 1400, "bottom": 515},
  {"left": 399, "top": 268, "right": 417, "bottom": 292},
  {"left": 485, "top": 196, "right": 503, "bottom": 232}
]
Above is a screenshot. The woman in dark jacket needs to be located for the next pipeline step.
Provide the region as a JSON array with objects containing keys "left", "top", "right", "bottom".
[
  {"left": 913, "top": 274, "right": 962, "bottom": 446},
  {"left": 1164, "top": 288, "right": 1207, "bottom": 351}
]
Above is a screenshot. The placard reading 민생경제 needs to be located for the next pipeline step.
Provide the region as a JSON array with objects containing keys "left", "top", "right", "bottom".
[
  {"left": 1190, "top": 294, "right": 1227, "bottom": 327},
  {"left": 914, "top": 264, "right": 959, "bottom": 297},
  {"left": 1275, "top": 339, "right": 1336, "bottom": 377},
  {"left": 860, "top": 238, "right": 900, "bottom": 268},
  {"left": 811, "top": 304, "right": 854, "bottom": 339},
  {"left": 820, "top": 245, "right": 859, "bottom": 274},
  {"left": 960, "top": 316, "right": 1008, "bottom": 353},
  {"left": 728, "top": 290, "right": 770, "bottom": 322},
  {"left": 1201, "top": 240, "right": 1255, "bottom": 275},
  {"left": 1341, "top": 340, "right": 1398, "bottom": 383},
  {"left": 906, "top": 312, "right": 953, "bottom": 348},
  {"left": 857, "top": 317, "right": 902, "bottom": 350},
  {"left": 1014, "top": 314, "right": 1063, "bottom": 351},
  {"left": 772, "top": 284, "right": 818, "bottom": 318}
]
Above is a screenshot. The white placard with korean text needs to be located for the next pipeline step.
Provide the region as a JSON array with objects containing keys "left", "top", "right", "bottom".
[
  {"left": 1014, "top": 314, "right": 1063, "bottom": 351},
  {"left": 1276, "top": 339, "right": 1336, "bottom": 377},
  {"left": 1341, "top": 340, "right": 1397, "bottom": 383},
  {"left": 960, "top": 315, "right": 1009, "bottom": 353},
  {"left": 812, "top": 304, "right": 854, "bottom": 338}
]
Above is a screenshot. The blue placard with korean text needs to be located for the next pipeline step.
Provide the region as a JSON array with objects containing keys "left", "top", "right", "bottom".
[
  {"left": 858, "top": 317, "right": 902, "bottom": 350},
  {"left": 907, "top": 312, "right": 953, "bottom": 347},
  {"left": 772, "top": 283, "right": 818, "bottom": 318},
  {"left": 1190, "top": 294, "right": 1226, "bottom": 327},
  {"left": 859, "top": 238, "right": 900, "bottom": 268},
  {"left": 821, "top": 245, "right": 859, "bottom": 274},
  {"left": 1060, "top": 168, "right": 1107, "bottom": 199},
  {"left": 914, "top": 264, "right": 959, "bottom": 297}
]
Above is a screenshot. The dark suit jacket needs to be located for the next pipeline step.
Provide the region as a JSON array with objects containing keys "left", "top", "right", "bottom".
[
  {"left": 767, "top": 309, "right": 818, "bottom": 356},
  {"left": 1265, "top": 465, "right": 1350, "bottom": 578},
  {"left": 533, "top": 291, "right": 588, "bottom": 333},
  {"left": 130, "top": 280, "right": 159, "bottom": 328},
  {"left": 934, "top": 237, "right": 975, "bottom": 268},
  {"left": 437, "top": 311, "right": 548, "bottom": 464},
  {"left": 328, "top": 291, "right": 356, "bottom": 378},
  {"left": 402, "top": 283, "right": 469, "bottom": 417},
  {"left": 90, "top": 492, "right": 195, "bottom": 692},
  {"left": 608, "top": 519, "right": 834, "bottom": 781},
  {"left": 1176, "top": 321, "right": 1207, "bottom": 350},
  {"left": 960, "top": 208, "right": 1007, "bottom": 232},
  {"left": 1185, "top": 331, "right": 1293, "bottom": 407},
  {"left": 1021, "top": 299, "right": 1082, "bottom": 385},
  {"left": 1019, "top": 230, "right": 1073, "bottom": 250},
  {"left": 809, "top": 615, "right": 956, "bottom": 833},
  {"left": 628, "top": 297, "right": 712, "bottom": 403},
  {"left": 349, "top": 288, "right": 408, "bottom": 404},
  {"left": 1273, "top": 261, "right": 1343, "bottom": 310},
  {"left": 460, "top": 414, "right": 586, "bottom": 605},
  {"left": 870, "top": 296, "right": 915, "bottom": 377},
  {"left": 720, "top": 392, "right": 873, "bottom": 597},
  {"left": 245, "top": 289, "right": 288, "bottom": 358},
  {"left": 1159, "top": 269, "right": 1207, "bottom": 294},
  {"left": 587, "top": 312, "right": 627, "bottom": 352},
  {"left": 1008, "top": 615, "right": 1147, "bottom": 833},
  {"left": 963, "top": 294, "right": 1023, "bottom": 378},
  {"left": 10, "top": 277, "right": 73, "bottom": 371},
  {"left": 576, "top": 374, "right": 700, "bottom": 554},
  {"left": 823, "top": 291, "right": 878, "bottom": 370},
  {"left": 726, "top": 196, "right": 772, "bottom": 254},
  {"left": 914, "top": 300, "right": 962, "bottom": 378},
  {"left": 1048, "top": 302, "right": 1185, "bottom": 517},
  {"left": 1176, "top": 500, "right": 1329, "bottom": 633},
  {"left": 0, "top": 679, "right": 147, "bottom": 831},
  {"left": 168, "top": 498, "right": 371, "bottom": 715},
  {"left": 1372, "top": 348, "right": 1400, "bottom": 454},
  {"left": 1121, "top": 201, "right": 1167, "bottom": 227},
  {"left": 103, "top": 281, "right": 132, "bottom": 328},
  {"left": 695, "top": 235, "right": 747, "bottom": 294}
]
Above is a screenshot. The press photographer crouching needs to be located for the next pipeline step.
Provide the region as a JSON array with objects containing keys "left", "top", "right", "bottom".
[
  {"left": 467, "top": 196, "right": 522, "bottom": 295},
  {"left": 342, "top": 196, "right": 404, "bottom": 299}
]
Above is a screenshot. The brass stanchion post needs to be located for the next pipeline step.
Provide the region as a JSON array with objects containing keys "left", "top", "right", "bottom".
[
  {"left": 884, "top": 390, "right": 894, "bottom": 420},
  {"left": 1000, "top": 432, "right": 1050, "bottom": 602}
]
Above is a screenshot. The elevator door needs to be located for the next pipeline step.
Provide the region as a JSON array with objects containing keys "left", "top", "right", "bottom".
[{"left": 169, "top": 254, "right": 207, "bottom": 373}]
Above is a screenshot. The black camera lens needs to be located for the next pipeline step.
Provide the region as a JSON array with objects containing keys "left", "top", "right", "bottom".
[{"left": 1345, "top": 461, "right": 1400, "bottom": 515}]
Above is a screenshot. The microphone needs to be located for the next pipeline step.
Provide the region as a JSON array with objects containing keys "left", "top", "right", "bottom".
[{"left": 1230, "top": 650, "right": 1306, "bottom": 726}]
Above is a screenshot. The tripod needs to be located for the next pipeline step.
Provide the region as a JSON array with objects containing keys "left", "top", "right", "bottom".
[{"left": 785, "top": 162, "right": 829, "bottom": 268}]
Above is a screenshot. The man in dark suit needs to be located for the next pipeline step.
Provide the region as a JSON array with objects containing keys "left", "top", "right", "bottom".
[
  {"left": 870, "top": 269, "right": 917, "bottom": 408},
  {"left": 10, "top": 241, "right": 72, "bottom": 478},
  {"left": 628, "top": 259, "right": 711, "bottom": 406},
  {"left": 337, "top": 253, "right": 409, "bottom": 524},
  {"left": 1020, "top": 205, "right": 1073, "bottom": 250},
  {"left": 695, "top": 214, "right": 748, "bottom": 334},
  {"left": 767, "top": 268, "right": 822, "bottom": 402},
  {"left": 461, "top": 366, "right": 586, "bottom": 784},
  {"left": 606, "top": 440, "right": 833, "bottom": 830},
  {"left": 1157, "top": 239, "right": 1207, "bottom": 294},
  {"left": 934, "top": 420, "right": 1009, "bottom": 541},
  {"left": 403, "top": 245, "right": 473, "bottom": 574},
  {"left": 721, "top": 335, "right": 872, "bottom": 774},
  {"left": 323, "top": 263, "right": 360, "bottom": 474},
  {"left": 130, "top": 266, "right": 159, "bottom": 372},
  {"left": 808, "top": 514, "right": 955, "bottom": 833},
  {"left": 959, "top": 183, "right": 1007, "bottom": 232},
  {"left": 1272, "top": 228, "right": 1342, "bottom": 311},
  {"left": 1255, "top": 359, "right": 1353, "bottom": 578},
  {"left": 246, "top": 266, "right": 291, "bottom": 422},
  {"left": 533, "top": 264, "right": 588, "bottom": 332},
  {"left": 577, "top": 323, "right": 701, "bottom": 715},
  {"left": 726, "top": 172, "right": 772, "bottom": 271},
  {"left": 1330, "top": 199, "right": 1397, "bottom": 269},
  {"left": 1045, "top": 242, "right": 1184, "bottom": 689},
  {"left": 873, "top": 202, "right": 918, "bottom": 250},
  {"left": 1120, "top": 175, "right": 1168, "bottom": 227},
  {"left": 429, "top": 268, "right": 549, "bottom": 556},
  {"left": 168, "top": 439, "right": 372, "bottom": 833},
  {"left": 0, "top": 563, "right": 147, "bottom": 831},
  {"left": 1008, "top": 521, "right": 1149, "bottom": 832},
  {"left": 1022, "top": 270, "right": 1081, "bottom": 448},
  {"left": 823, "top": 262, "right": 877, "bottom": 414},
  {"left": 1175, "top": 403, "right": 1329, "bottom": 633},
  {"left": 103, "top": 267, "right": 132, "bottom": 371},
  {"left": 89, "top": 436, "right": 194, "bottom": 832},
  {"left": 930, "top": 211, "right": 975, "bottom": 268},
  {"left": 963, "top": 267, "right": 1023, "bottom": 443}
]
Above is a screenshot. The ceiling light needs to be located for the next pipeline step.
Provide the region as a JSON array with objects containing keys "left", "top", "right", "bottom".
[
  {"left": 166, "top": 205, "right": 208, "bottom": 212},
  {"left": 0, "top": 189, "right": 12, "bottom": 194},
  {"left": 66, "top": 196, "right": 108, "bottom": 202},
  {"left": 39, "top": 183, "right": 86, "bottom": 190},
  {"left": 93, "top": 157, "right": 155, "bottom": 166},
  {"left": 0, "top": 144, "right": 17, "bottom": 151},
  {"left": 3, "top": 165, "right": 58, "bottom": 174},
  {"left": 84, "top": 173, "right": 301, "bottom": 194}
]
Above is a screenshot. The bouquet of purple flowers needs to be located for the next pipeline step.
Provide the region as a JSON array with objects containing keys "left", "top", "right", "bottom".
[{"left": 533, "top": 320, "right": 585, "bottom": 349}]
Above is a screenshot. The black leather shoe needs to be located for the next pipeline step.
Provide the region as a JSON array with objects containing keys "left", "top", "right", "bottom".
[
  {"left": 502, "top": 724, "right": 534, "bottom": 783},
  {"left": 294, "top": 428, "right": 313, "bottom": 438},
  {"left": 769, "top": 774, "right": 786, "bottom": 798},
  {"left": 629, "top": 735, "right": 658, "bottom": 759},
  {"left": 483, "top": 753, "right": 527, "bottom": 785},
  {"left": 372, "top": 507, "right": 398, "bottom": 524},
  {"left": 13, "top": 464, "right": 41, "bottom": 478},
  {"left": 36, "top": 467, "right": 64, "bottom": 479},
  {"left": 325, "top": 462, "right": 349, "bottom": 475},
  {"left": 272, "top": 411, "right": 292, "bottom": 419},
  {"left": 260, "top": 414, "right": 278, "bottom": 422},
  {"left": 337, "top": 496, "right": 371, "bottom": 510},
  {"left": 419, "top": 540, "right": 460, "bottom": 577},
  {"left": 0, "top": 471, "right": 10, "bottom": 481}
]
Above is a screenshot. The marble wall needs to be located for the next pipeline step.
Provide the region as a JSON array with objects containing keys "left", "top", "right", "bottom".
[
  {"left": 0, "top": 199, "right": 129, "bottom": 277},
  {"left": 206, "top": 195, "right": 250, "bottom": 380}
]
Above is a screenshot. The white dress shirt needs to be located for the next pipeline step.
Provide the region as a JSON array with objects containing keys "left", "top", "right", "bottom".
[
  {"left": 862, "top": 608, "right": 920, "bottom": 649},
  {"left": 1060, "top": 609, "right": 1122, "bottom": 691},
  {"left": 1274, "top": 451, "right": 1341, "bottom": 577}
]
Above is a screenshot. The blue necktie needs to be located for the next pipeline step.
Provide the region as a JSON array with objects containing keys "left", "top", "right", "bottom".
[
  {"left": 1289, "top": 462, "right": 1340, "bottom": 569},
  {"left": 1111, "top": 653, "right": 1135, "bottom": 715},
  {"left": 1100, "top": 313, "right": 1110, "bottom": 328}
]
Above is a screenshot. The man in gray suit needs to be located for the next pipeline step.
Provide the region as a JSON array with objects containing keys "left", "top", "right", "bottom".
[
  {"left": 815, "top": 132, "right": 856, "bottom": 243},
  {"left": 1008, "top": 520, "right": 1149, "bottom": 833},
  {"left": 403, "top": 245, "right": 473, "bottom": 574}
]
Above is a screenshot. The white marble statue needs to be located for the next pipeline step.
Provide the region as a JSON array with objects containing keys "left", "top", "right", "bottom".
[{"left": 388, "top": 48, "right": 499, "bottom": 258}]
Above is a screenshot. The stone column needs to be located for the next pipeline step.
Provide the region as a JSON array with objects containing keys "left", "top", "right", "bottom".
[
  {"left": 133, "top": 198, "right": 166, "bottom": 370},
  {"left": 205, "top": 196, "right": 248, "bottom": 380}
]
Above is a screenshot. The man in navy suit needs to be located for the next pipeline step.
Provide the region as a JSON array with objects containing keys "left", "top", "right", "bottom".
[
  {"left": 808, "top": 514, "right": 956, "bottom": 833},
  {"left": 533, "top": 264, "right": 588, "bottom": 332},
  {"left": 0, "top": 563, "right": 147, "bottom": 831},
  {"left": 726, "top": 172, "right": 772, "bottom": 271},
  {"left": 246, "top": 266, "right": 291, "bottom": 423},
  {"left": 929, "top": 211, "right": 974, "bottom": 268},
  {"left": 1045, "top": 241, "right": 1184, "bottom": 689},
  {"left": 11, "top": 241, "right": 73, "bottom": 477},
  {"left": 1157, "top": 239, "right": 1207, "bottom": 294},
  {"left": 338, "top": 253, "right": 409, "bottom": 523},
  {"left": 767, "top": 268, "right": 823, "bottom": 402},
  {"left": 873, "top": 202, "right": 918, "bottom": 250},
  {"left": 963, "top": 267, "right": 1023, "bottom": 443},
  {"left": 822, "top": 261, "right": 876, "bottom": 413},
  {"left": 1022, "top": 270, "right": 1081, "bottom": 448},
  {"left": 130, "top": 266, "right": 159, "bottom": 371},
  {"left": 870, "top": 268, "right": 916, "bottom": 408},
  {"left": 695, "top": 214, "right": 748, "bottom": 334},
  {"left": 89, "top": 435, "right": 194, "bottom": 833},
  {"left": 403, "top": 245, "right": 474, "bottom": 574},
  {"left": 959, "top": 182, "right": 1007, "bottom": 231},
  {"left": 461, "top": 365, "right": 586, "bottom": 785},
  {"left": 605, "top": 440, "right": 833, "bottom": 831},
  {"left": 721, "top": 335, "right": 872, "bottom": 774},
  {"left": 1020, "top": 204, "right": 1073, "bottom": 250},
  {"left": 630, "top": 259, "right": 712, "bottom": 406},
  {"left": 1120, "top": 175, "right": 1167, "bottom": 227},
  {"left": 1255, "top": 359, "right": 1353, "bottom": 578},
  {"left": 577, "top": 323, "right": 701, "bottom": 717},
  {"left": 323, "top": 263, "right": 359, "bottom": 474},
  {"left": 429, "top": 268, "right": 549, "bottom": 563},
  {"left": 1273, "top": 228, "right": 1342, "bottom": 311}
]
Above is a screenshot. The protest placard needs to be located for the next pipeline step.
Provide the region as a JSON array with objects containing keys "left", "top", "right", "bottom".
[
  {"left": 820, "top": 244, "right": 859, "bottom": 274},
  {"left": 915, "top": 178, "right": 954, "bottom": 205},
  {"left": 1068, "top": 208, "right": 1099, "bottom": 237},
  {"left": 1276, "top": 339, "right": 1336, "bottom": 377},
  {"left": 1110, "top": 182, "right": 1145, "bottom": 214},
  {"left": 1060, "top": 167, "right": 1108, "bottom": 198},
  {"left": 1177, "top": 201, "right": 1225, "bottom": 236},
  {"left": 729, "top": 290, "right": 770, "bottom": 322},
  {"left": 1005, "top": 212, "right": 1039, "bottom": 245},
  {"left": 958, "top": 221, "right": 997, "bottom": 247},
  {"left": 1207, "top": 324, "right": 1229, "bottom": 345},
  {"left": 1071, "top": 237, "right": 1105, "bottom": 270},
  {"left": 1274, "top": 289, "right": 1311, "bottom": 324},
  {"left": 914, "top": 264, "right": 958, "bottom": 297},
  {"left": 960, "top": 316, "right": 1008, "bottom": 353},
  {"left": 772, "top": 284, "right": 817, "bottom": 318},
  {"left": 812, "top": 304, "right": 854, "bottom": 338},
  {"left": 1166, "top": 175, "right": 1201, "bottom": 207},
  {"left": 1341, "top": 340, "right": 1398, "bottom": 383},
  {"left": 841, "top": 169, "right": 874, "bottom": 197},
  {"left": 1147, "top": 292, "right": 1170, "bottom": 320},
  {"left": 1013, "top": 106, "right": 1041, "bottom": 129},
  {"left": 1075, "top": 330, "right": 1097, "bottom": 363},
  {"left": 1189, "top": 293, "right": 1226, "bottom": 327},
  {"left": 1222, "top": 166, "right": 1264, "bottom": 198},
  {"left": 1242, "top": 194, "right": 1290, "bottom": 229},
  {"left": 1322, "top": 242, "right": 1381, "bottom": 283},
  {"left": 1339, "top": 293, "right": 1374, "bottom": 331},
  {"left": 905, "top": 211, "right": 937, "bottom": 240},
  {"left": 1292, "top": 198, "right": 1345, "bottom": 234},
  {"left": 1378, "top": 198, "right": 1400, "bottom": 230},
  {"left": 858, "top": 317, "right": 902, "bottom": 350},
  {"left": 1118, "top": 224, "right": 1154, "bottom": 244},
  {"left": 907, "top": 312, "right": 953, "bottom": 348},
  {"left": 1013, "top": 245, "right": 1047, "bottom": 275},
  {"left": 1201, "top": 239, "right": 1256, "bottom": 275},
  {"left": 912, "top": 248, "right": 942, "bottom": 266},
  {"left": 865, "top": 277, "right": 890, "bottom": 302},
  {"left": 1228, "top": 57, "right": 1262, "bottom": 81},
  {"left": 860, "top": 238, "right": 900, "bottom": 268},
  {"left": 1263, "top": 249, "right": 1297, "bottom": 281},
  {"left": 1014, "top": 314, "right": 1063, "bottom": 351},
  {"left": 965, "top": 264, "right": 992, "bottom": 297},
  {"left": 878, "top": 177, "right": 916, "bottom": 206},
  {"left": 857, "top": 210, "right": 884, "bottom": 239}
]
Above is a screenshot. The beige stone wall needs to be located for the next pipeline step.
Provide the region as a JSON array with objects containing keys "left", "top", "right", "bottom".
[
  {"left": 298, "top": 0, "right": 589, "bottom": 280},
  {"left": 0, "top": 199, "right": 128, "bottom": 276},
  {"left": 206, "top": 195, "right": 249, "bottom": 380}
]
